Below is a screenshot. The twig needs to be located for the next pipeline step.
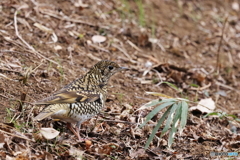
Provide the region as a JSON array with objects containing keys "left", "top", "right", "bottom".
[
  {"left": 86, "top": 53, "right": 102, "bottom": 61},
  {"left": 111, "top": 43, "right": 137, "bottom": 64},
  {"left": 0, "top": 129, "right": 33, "bottom": 141},
  {"left": 127, "top": 40, "right": 142, "bottom": 52},
  {"left": 152, "top": 69, "right": 163, "bottom": 86},
  {"left": 14, "top": 5, "right": 35, "bottom": 51},
  {"left": 0, "top": 94, "right": 35, "bottom": 105},
  {"left": 87, "top": 43, "right": 110, "bottom": 53},
  {"left": 0, "top": 67, "right": 22, "bottom": 74},
  {"left": 0, "top": 50, "right": 24, "bottom": 54},
  {"left": 26, "top": 105, "right": 35, "bottom": 126},
  {"left": 157, "top": 42, "right": 166, "bottom": 52},
  {"left": 215, "top": 81, "right": 240, "bottom": 94},
  {"left": 39, "top": 10, "right": 99, "bottom": 28},
  {"left": 0, "top": 94, "right": 9, "bottom": 99},
  {"left": 3, "top": 36, "right": 59, "bottom": 65},
  {"left": 216, "top": 17, "right": 228, "bottom": 74},
  {"left": 137, "top": 54, "right": 160, "bottom": 63},
  {"left": 3, "top": 36, "right": 29, "bottom": 49},
  {"left": 0, "top": 73, "right": 15, "bottom": 81},
  {"left": 10, "top": 113, "right": 18, "bottom": 123},
  {"left": 29, "top": 50, "right": 59, "bottom": 65},
  {"left": 97, "top": 119, "right": 137, "bottom": 125}
]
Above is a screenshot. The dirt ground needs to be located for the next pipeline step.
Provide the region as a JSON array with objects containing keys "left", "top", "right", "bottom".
[{"left": 0, "top": 0, "right": 240, "bottom": 159}]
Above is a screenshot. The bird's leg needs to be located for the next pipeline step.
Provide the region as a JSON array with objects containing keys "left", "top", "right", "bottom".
[
  {"left": 66, "top": 122, "right": 83, "bottom": 141},
  {"left": 76, "top": 121, "right": 95, "bottom": 141},
  {"left": 75, "top": 121, "right": 84, "bottom": 141}
]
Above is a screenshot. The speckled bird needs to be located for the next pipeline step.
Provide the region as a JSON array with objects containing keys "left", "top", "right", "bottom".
[{"left": 34, "top": 60, "right": 127, "bottom": 141}]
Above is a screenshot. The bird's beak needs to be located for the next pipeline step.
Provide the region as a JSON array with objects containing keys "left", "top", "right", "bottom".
[{"left": 119, "top": 67, "right": 128, "bottom": 71}]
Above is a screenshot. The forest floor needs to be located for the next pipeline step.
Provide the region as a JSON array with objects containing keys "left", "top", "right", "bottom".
[{"left": 0, "top": 0, "right": 240, "bottom": 159}]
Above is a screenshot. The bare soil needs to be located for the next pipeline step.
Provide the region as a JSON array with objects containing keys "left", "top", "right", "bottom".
[{"left": 0, "top": 0, "right": 239, "bottom": 159}]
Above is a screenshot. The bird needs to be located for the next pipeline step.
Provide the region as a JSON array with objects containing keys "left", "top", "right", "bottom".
[{"left": 34, "top": 60, "right": 127, "bottom": 141}]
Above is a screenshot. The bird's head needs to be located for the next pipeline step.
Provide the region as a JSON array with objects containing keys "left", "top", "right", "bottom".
[{"left": 90, "top": 60, "right": 127, "bottom": 81}]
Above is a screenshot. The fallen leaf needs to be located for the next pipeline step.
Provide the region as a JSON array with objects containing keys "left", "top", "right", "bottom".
[
  {"left": 92, "top": 35, "right": 106, "bottom": 43},
  {"left": 54, "top": 45, "right": 62, "bottom": 51},
  {"left": 232, "top": 2, "right": 239, "bottom": 11},
  {"left": 39, "top": 128, "right": 59, "bottom": 140},
  {"left": 189, "top": 98, "right": 215, "bottom": 113},
  {"left": 34, "top": 23, "right": 53, "bottom": 34}
]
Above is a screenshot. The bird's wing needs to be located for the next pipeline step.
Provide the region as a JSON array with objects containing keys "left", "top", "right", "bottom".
[{"left": 34, "top": 89, "right": 100, "bottom": 105}]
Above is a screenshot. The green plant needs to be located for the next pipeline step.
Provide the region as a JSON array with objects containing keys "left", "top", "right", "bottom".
[
  {"left": 6, "top": 107, "right": 27, "bottom": 132},
  {"left": 5, "top": 108, "right": 13, "bottom": 122},
  {"left": 13, "top": 121, "right": 26, "bottom": 131},
  {"left": 135, "top": 0, "right": 145, "bottom": 27},
  {"left": 204, "top": 112, "right": 240, "bottom": 122},
  {"left": 140, "top": 97, "right": 189, "bottom": 149},
  {"left": 78, "top": 33, "right": 85, "bottom": 39}
]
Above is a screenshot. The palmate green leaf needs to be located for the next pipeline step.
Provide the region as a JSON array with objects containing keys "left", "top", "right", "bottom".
[
  {"left": 138, "top": 98, "right": 177, "bottom": 111},
  {"left": 168, "top": 103, "right": 182, "bottom": 147},
  {"left": 179, "top": 101, "right": 188, "bottom": 134},
  {"left": 144, "top": 106, "right": 172, "bottom": 149},
  {"left": 140, "top": 101, "right": 175, "bottom": 128},
  {"left": 160, "top": 98, "right": 177, "bottom": 103},
  {"left": 160, "top": 103, "right": 178, "bottom": 138},
  {"left": 168, "top": 120, "right": 178, "bottom": 148}
]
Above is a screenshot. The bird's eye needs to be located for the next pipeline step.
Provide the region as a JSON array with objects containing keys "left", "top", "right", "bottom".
[{"left": 108, "top": 65, "right": 114, "bottom": 70}]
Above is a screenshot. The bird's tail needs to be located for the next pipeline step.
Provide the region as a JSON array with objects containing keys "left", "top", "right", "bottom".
[
  {"left": 33, "top": 111, "right": 55, "bottom": 121},
  {"left": 34, "top": 104, "right": 68, "bottom": 121}
]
